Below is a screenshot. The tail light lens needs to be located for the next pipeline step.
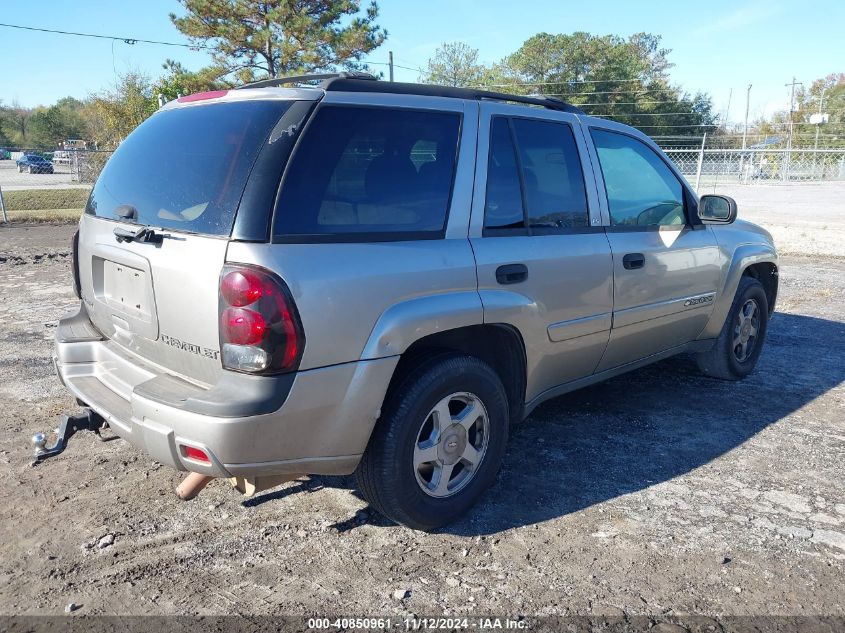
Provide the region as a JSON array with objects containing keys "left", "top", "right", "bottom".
[{"left": 218, "top": 264, "right": 304, "bottom": 374}]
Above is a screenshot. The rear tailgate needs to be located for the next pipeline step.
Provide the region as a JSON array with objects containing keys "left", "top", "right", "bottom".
[
  {"left": 77, "top": 94, "right": 305, "bottom": 386},
  {"left": 78, "top": 215, "right": 228, "bottom": 385}
]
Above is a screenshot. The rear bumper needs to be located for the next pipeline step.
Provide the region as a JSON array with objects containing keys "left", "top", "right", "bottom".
[{"left": 54, "top": 304, "right": 398, "bottom": 478}]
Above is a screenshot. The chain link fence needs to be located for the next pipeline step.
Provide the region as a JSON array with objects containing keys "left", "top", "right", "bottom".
[
  {"left": 0, "top": 148, "right": 113, "bottom": 223},
  {"left": 662, "top": 147, "right": 845, "bottom": 190}
]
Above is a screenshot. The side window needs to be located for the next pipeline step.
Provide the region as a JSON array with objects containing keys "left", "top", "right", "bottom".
[
  {"left": 591, "top": 129, "right": 686, "bottom": 226},
  {"left": 484, "top": 117, "right": 589, "bottom": 233},
  {"left": 274, "top": 106, "right": 460, "bottom": 238},
  {"left": 512, "top": 118, "right": 589, "bottom": 229}
]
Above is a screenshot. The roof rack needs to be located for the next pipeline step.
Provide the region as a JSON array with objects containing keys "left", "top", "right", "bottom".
[
  {"left": 236, "top": 71, "right": 376, "bottom": 90},
  {"left": 239, "top": 73, "right": 584, "bottom": 115},
  {"left": 321, "top": 78, "right": 584, "bottom": 115}
]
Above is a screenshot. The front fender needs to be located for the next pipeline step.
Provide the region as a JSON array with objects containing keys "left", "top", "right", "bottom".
[
  {"left": 699, "top": 243, "right": 778, "bottom": 340},
  {"left": 360, "top": 291, "right": 484, "bottom": 360}
]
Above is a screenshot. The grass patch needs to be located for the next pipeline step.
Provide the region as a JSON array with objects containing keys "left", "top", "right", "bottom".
[
  {"left": 3, "top": 188, "right": 89, "bottom": 212},
  {"left": 5, "top": 208, "right": 83, "bottom": 223},
  {"left": 1, "top": 189, "right": 87, "bottom": 223}
]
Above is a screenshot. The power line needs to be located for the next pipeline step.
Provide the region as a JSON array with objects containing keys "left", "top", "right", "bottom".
[
  {"left": 589, "top": 112, "right": 717, "bottom": 117},
  {"left": 473, "top": 78, "right": 655, "bottom": 87},
  {"left": 0, "top": 21, "right": 212, "bottom": 49}
]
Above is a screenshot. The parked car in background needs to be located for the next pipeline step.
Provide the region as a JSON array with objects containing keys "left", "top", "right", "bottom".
[
  {"left": 0, "top": 148, "right": 11, "bottom": 160},
  {"left": 16, "top": 153, "right": 54, "bottom": 174}
]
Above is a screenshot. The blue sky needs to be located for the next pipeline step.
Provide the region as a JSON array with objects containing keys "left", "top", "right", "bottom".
[{"left": 1, "top": 0, "right": 843, "bottom": 125}]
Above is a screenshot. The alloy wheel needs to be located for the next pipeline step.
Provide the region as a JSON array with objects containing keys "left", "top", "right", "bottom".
[{"left": 413, "top": 392, "right": 490, "bottom": 498}]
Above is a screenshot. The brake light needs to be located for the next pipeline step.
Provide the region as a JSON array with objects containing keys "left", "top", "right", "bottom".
[
  {"left": 218, "top": 265, "right": 304, "bottom": 374},
  {"left": 177, "top": 90, "right": 229, "bottom": 103},
  {"left": 221, "top": 307, "right": 266, "bottom": 345}
]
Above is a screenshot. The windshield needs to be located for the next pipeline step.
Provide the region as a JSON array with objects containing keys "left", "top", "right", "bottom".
[{"left": 86, "top": 99, "right": 292, "bottom": 236}]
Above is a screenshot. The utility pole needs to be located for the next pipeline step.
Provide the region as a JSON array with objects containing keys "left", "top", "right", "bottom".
[
  {"left": 741, "top": 84, "right": 752, "bottom": 151},
  {"left": 784, "top": 77, "right": 803, "bottom": 181},
  {"left": 724, "top": 87, "right": 733, "bottom": 130},
  {"left": 388, "top": 51, "right": 394, "bottom": 82},
  {"left": 740, "top": 84, "right": 752, "bottom": 184},
  {"left": 695, "top": 132, "right": 707, "bottom": 192},
  {"left": 814, "top": 87, "right": 827, "bottom": 152}
]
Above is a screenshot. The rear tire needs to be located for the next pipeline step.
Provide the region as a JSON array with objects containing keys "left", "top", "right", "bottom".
[
  {"left": 356, "top": 353, "right": 509, "bottom": 531},
  {"left": 696, "top": 276, "right": 769, "bottom": 380}
]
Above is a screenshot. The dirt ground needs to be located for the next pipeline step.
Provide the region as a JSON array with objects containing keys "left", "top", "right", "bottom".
[{"left": 1, "top": 213, "right": 844, "bottom": 619}]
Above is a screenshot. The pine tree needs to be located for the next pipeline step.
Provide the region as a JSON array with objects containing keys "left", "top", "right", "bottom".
[{"left": 171, "top": 0, "right": 387, "bottom": 82}]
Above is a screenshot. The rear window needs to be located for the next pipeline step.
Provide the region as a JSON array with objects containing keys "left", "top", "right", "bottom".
[
  {"left": 274, "top": 105, "right": 461, "bottom": 240},
  {"left": 86, "top": 100, "right": 292, "bottom": 236}
]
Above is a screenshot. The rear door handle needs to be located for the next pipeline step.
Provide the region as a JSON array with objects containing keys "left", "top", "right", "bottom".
[
  {"left": 622, "top": 253, "right": 645, "bottom": 270},
  {"left": 496, "top": 263, "right": 528, "bottom": 285}
]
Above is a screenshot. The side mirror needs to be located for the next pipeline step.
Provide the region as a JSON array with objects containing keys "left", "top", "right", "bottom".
[{"left": 698, "top": 194, "right": 737, "bottom": 224}]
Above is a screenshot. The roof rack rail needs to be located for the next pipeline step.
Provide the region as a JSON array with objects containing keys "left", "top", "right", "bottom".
[
  {"left": 321, "top": 78, "right": 585, "bottom": 115},
  {"left": 237, "top": 71, "right": 377, "bottom": 90}
]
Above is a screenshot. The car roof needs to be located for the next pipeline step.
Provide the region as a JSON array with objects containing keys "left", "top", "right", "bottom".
[{"left": 234, "top": 72, "right": 585, "bottom": 116}]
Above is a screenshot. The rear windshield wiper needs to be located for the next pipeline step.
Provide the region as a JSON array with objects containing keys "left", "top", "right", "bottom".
[{"left": 113, "top": 226, "right": 164, "bottom": 244}]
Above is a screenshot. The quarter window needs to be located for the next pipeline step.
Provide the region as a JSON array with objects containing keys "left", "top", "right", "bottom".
[
  {"left": 591, "top": 129, "right": 686, "bottom": 226},
  {"left": 484, "top": 117, "right": 589, "bottom": 233},
  {"left": 274, "top": 106, "right": 460, "bottom": 238}
]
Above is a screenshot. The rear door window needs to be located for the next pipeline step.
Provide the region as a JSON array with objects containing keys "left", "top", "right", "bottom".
[
  {"left": 86, "top": 100, "right": 293, "bottom": 236},
  {"left": 273, "top": 105, "right": 461, "bottom": 240},
  {"left": 484, "top": 116, "right": 589, "bottom": 234}
]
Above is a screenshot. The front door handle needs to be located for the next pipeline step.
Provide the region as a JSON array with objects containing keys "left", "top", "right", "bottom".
[
  {"left": 622, "top": 253, "right": 645, "bottom": 270},
  {"left": 496, "top": 263, "right": 528, "bottom": 285}
]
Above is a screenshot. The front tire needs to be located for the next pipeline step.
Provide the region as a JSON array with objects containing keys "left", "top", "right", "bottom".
[
  {"left": 356, "top": 354, "right": 509, "bottom": 531},
  {"left": 696, "top": 276, "right": 769, "bottom": 380}
]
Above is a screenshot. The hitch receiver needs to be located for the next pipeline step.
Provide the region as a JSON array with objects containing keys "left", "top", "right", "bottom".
[{"left": 31, "top": 409, "right": 111, "bottom": 464}]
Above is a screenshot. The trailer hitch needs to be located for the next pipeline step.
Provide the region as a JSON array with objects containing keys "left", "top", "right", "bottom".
[{"left": 31, "top": 409, "right": 114, "bottom": 465}]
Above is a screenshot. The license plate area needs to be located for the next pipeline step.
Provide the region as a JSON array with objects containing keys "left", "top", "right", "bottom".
[
  {"left": 102, "top": 261, "right": 150, "bottom": 318},
  {"left": 89, "top": 243, "right": 160, "bottom": 341}
]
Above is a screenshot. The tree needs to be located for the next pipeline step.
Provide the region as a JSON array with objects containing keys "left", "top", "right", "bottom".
[
  {"left": 170, "top": 0, "right": 387, "bottom": 82},
  {"left": 422, "top": 42, "right": 486, "bottom": 87},
  {"left": 154, "top": 60, "right": 230, "bottom": 102},
  {"left": 26, "top": 98, "right": 86, "bottom": 148},
  {"left": 501, "top": 32, "right": 714, "bottom": 135},
  {"left": 87, "top": 72, "right": 158, "bottom": 147},
  {"left": 0, "top": 101, "right": 31, "bottom": 147},
  {"left": 422, "top": 32, "right": 716, "bottom": 137},
  {"left": 753, "top": 74, "right": 844, "bottom": 148}
]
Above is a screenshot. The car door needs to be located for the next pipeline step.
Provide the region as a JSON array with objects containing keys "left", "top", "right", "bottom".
[
  {"left": 469, "top": 103, "right": 614, "bottom": 403},
  {"left": 584, "top": 121, "right": 722, "bottom": 371}
]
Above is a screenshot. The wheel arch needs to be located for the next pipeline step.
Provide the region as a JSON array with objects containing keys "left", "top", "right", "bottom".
[
  {"left": 699, "top": 243, "right": 778, "bottom": 340},
  {"left": 742, "top": 261, "right": 778, "bottom": 316},
  {"left": 383, "top": 324, "right": 528, "bottom": 426}
]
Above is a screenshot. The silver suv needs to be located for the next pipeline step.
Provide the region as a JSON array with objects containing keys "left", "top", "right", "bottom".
[{"left": 51, "top": 73, "right": 778, "bottom": 530}]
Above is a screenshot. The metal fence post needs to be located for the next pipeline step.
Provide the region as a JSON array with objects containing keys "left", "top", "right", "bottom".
[
  {"left": 694, "top": 133, "right": 707, "bottom": 192},
  {"left": 0, "top": 185, "right": 7, "bottom": 224}
]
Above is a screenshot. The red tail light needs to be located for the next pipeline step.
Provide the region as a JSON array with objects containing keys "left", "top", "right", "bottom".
[{"left": 218, "top": 264, "right": 304, "bottom": 374}]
